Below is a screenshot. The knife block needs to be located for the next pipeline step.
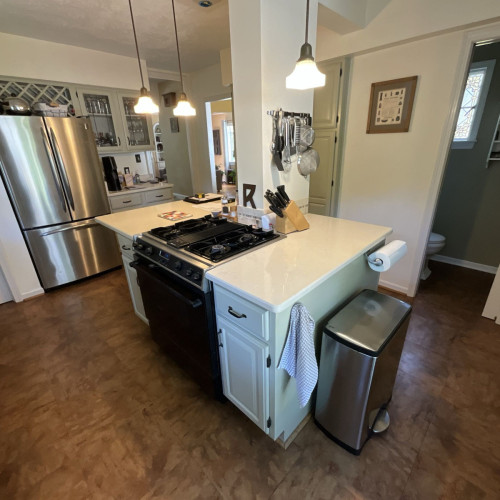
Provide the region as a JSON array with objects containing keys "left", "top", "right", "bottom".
[{"left": 274, "top": 200, "right": 310, "bottom": 234}]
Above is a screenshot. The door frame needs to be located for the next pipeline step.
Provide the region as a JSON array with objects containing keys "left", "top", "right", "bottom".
[{"left": 408, "top": 22, "right": 500, "bottom": 297}]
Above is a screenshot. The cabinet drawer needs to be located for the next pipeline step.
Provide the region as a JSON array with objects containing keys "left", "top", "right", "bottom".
[
  {"left": 109, "top": 192, "right": 142, "bottom": 210},
  {"left": 143, "top": 187, "right": 173, "bottom": 204},
  {"left": 214, "top": 285, "right": 269, "bottom": 341},
  {"left": 116, "top": 234, "right": 134, "bottom": 259}
]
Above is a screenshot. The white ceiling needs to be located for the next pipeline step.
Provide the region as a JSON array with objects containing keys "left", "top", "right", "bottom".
[{"left": 0, "top": 0, "right": 230, "bottom": 73}]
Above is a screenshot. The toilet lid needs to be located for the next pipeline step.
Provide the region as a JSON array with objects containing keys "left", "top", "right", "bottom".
[{"left": 429, "top": 232, "right": 445, "bottom": 243}]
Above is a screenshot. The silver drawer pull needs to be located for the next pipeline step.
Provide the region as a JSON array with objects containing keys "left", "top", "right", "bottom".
[
  {"left": 228, "top": 306, "right": 247, "bottom": 319},
  {"left": 122, "top": 200, "right": 132, "bottom": 204}
]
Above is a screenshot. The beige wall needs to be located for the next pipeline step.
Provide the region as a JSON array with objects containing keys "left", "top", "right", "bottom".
[
  {"left": 155, "top": 81, "right": 193, "bottom": 197},
  {"left": 0, "top": 32, "right": 147, "bottom": 90},
  {"left": 337, "top": 31, "right": 466, "bottom": 294},
  {"left": 185, "top": 63, "right": 232, "bottom": 193},
  {"left": 317, "top": 0, "right": 500, "bottom": 62}
]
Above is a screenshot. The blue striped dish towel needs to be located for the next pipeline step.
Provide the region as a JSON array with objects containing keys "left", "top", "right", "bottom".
[{"left": 278, "top": 303, "right": 318, "bottom": 408}]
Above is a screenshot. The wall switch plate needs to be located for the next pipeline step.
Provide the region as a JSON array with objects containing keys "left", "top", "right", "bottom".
[{"left": 135, "top": 154, "right": 141, "bottom": 163}]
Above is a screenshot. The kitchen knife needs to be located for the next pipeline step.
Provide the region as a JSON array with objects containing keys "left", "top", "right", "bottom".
[
  {"left": 268, "top": 204, "right": 283, "bottom": 218},
  {"left": 274, "top": 190, "right": 288, "bottom": 208},
  {"left": 277, "top": 185, "right": 290, "bottom": 203}
]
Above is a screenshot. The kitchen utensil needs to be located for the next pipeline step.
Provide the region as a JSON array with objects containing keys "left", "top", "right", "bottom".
[
  {"left": 270, "top": 112, "right": 277, "bottom": 153},
  {"left": 2, "top": 95, "right": 31, "bottom": 115},
  {"left": 277, "top": 185, "right": 290, "bottom": 203},
  {"left": 274, "top": 190, "right": 288, "bottom": 208},
  {"left": 298, "top": 124, "right": 315, "bottom": 152},
  {"left": 298, "top": 148, "right": 319, "bottom": 177},
  {"left": 282, "top": 117, "right": 291, "bottom": 170}
]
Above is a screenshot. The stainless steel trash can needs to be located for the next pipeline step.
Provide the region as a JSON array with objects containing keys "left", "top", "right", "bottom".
[{"left": 314, "top": 289, "right": 411, "bottom": 455}]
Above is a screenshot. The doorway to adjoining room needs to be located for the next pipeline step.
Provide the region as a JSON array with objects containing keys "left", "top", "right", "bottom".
[{"left": 205, "top": 97, "right": 236, "bottom": 198}]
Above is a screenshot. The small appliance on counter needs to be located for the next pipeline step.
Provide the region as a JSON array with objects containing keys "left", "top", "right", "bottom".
[{"left": 102, "top": 156, "right": 121, "bottom": 192}]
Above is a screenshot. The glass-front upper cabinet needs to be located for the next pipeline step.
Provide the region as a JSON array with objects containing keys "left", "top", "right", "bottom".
[
  {"left": 118, "top": 93, "right": 154, "bottom": 151},
  {"left": 77, "top": 90, "right": 123, "bottom": 152}
]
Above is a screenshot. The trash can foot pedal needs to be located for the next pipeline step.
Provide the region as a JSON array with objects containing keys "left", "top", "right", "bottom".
[{"left": 369, "top": 408, "right": 390, "bottom": 434}]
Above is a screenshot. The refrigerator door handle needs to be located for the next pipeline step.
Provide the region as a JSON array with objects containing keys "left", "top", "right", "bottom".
[
  {"left": 40, "top": 127, "right": 67, "bottom": 214},
  {"left": 40, "top": 221, "right": 99, "bottom": 237},
  {"left": 50, "top": 127, "right": 75, "bottom": 212}
]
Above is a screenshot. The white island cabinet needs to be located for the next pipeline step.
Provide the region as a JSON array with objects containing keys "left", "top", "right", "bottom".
[{"left": 207, "top": 215, "right": 392, "bottom": 444}]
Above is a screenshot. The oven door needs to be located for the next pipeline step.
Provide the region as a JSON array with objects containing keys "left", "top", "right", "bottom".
[{"left": 132, "top": 257, "right": 223, "bottom": 400}]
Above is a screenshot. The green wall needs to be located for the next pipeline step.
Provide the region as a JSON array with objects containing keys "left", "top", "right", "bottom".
[{"left": 433, "top": 42, "right": 500, "bottom": 268}]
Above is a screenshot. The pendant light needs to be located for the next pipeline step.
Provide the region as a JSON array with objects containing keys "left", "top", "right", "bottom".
[
  {"left": 172, "top": 0, "right": 196, "bottom": 116},
  {"left": 128, "top": 0, "right": 159, "bottom": 114},
  {"left": 286, "top": 0, "right": 325, "bottom": 90}
]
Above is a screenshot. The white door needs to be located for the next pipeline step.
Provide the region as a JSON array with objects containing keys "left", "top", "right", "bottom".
[
  {"left": 218, "top": 317, "right": 269, "bottom": 432},
  {"left": 309, "top": 60, "right": 343, "bottom": 216}
]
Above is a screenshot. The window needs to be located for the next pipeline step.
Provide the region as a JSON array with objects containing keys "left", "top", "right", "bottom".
[
  {"left": 453, "top": 60, "right": 495, "bottom": 149},
  {"left": 223, "top": 120, "right": 235, "bottom": 167}
]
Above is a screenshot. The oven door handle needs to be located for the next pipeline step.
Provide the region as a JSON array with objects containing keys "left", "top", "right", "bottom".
[{"left": 130, "top": 260, "right": 203, "bottom": 309}]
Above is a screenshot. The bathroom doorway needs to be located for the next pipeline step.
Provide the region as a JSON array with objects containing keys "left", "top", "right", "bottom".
[
  {"left": 205, "top": 97, "right": 236, "bottom": 198},
  {"left": 429, "top": 39, "right": 500, "bottom": 281}
]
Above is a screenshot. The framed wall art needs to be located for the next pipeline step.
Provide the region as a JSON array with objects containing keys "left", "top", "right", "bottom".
[
  {"left": 366, "top": 76, "right": 418, "bottom": 133},
  {"left": 170, "top": 117, "right": 180, "bottom": 133},
  {"left": 213, "top": 129, "right": 221, "bottom": 155}
]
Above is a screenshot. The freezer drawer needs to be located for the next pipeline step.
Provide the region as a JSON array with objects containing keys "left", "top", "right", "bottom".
[{"left": 24, "top": 219, "right": 121, "bottom": 289}]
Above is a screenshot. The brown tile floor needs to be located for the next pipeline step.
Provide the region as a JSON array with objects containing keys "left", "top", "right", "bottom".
[{"left": 0, "top": 261, "right": 499, "bottom": 499}]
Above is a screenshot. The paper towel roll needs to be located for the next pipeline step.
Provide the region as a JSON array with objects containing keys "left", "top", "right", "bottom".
[{"left": 368, "top": 240, "right": 407, "bottom": 272}]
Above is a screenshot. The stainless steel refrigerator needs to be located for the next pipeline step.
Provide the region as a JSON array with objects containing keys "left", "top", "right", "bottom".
[{"left": 0, "top": 115, "right": 121, "bottom": 289}]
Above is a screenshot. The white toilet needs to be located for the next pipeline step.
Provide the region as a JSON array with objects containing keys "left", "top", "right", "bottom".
[{"left": 421, "top": 232, "right": 446, "bottom": 280}]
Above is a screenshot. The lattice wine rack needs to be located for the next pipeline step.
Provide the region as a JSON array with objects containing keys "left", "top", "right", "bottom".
[{"left": 0, "top": 79, "right": 73, "bottom": 107}]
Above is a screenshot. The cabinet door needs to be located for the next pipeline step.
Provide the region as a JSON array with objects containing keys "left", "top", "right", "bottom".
[
  {"left": 121, "top": 253, "right": 148, "bottom": 324},
  {"left": 117, "top": 92, "right": 154, "bottom": 151},
  {"left": 218, "top": 317, "right": 269, "bottom": 432},
  {"left": 76, "top": 88, "right": 124, "bottom": 152}
]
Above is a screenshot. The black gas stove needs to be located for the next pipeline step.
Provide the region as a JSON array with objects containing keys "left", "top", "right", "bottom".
[{"left": 132, "top": 215, "right": 283, "bottom": 291}]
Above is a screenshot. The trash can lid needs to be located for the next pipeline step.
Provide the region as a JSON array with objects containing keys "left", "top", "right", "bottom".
[{"left": 324, "top": 289, "right": 411, "bottom": 356}]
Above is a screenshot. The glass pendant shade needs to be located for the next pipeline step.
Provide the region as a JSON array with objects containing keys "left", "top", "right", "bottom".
[
  {"left": 173, "top": 93, "right": 196, "bottom": 116},
  {"left": 134, "top": 87, "right": 159, "bottom": 114},
  {"left": 286, "top": 43, "right": 326, "bottom": 90}
]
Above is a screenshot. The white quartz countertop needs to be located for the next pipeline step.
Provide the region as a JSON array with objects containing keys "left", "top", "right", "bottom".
[
  {"left": 96, "top": 204, "right": 391, "bottom": 313},
  {"left": 95, "top": 200, "right": 214, "bottom": 239},
  {"left": 107, "top": 182, "right": 173, "bottom": 198},
  {"left": 206, "top": 214, "right": 392, "bottom": 313}
]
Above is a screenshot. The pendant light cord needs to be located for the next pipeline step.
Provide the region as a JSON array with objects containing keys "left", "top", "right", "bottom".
[
  {"left": 128, "top": 0, "right": 145, "bottom": 89},
  {"left": 305, "top": 0, "right": 310, "bottom": 44},
  {"left": 172, "top": 0, "right": 185, "bottom": 93}
]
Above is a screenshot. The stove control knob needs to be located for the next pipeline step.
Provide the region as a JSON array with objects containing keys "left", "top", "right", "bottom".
[
  {"left": 133, "top": 242, "right": 143, "bottom": 250},
  {"left": 185, "top": 268, "right": 193, "bottom": 277},
  {"left": 174, "top": 261, "right": 183, "bottom": 271},
  {"left": 145, "top": 246, "right": 153, "bottom": 256},
  {"left": 192, "top": 272, "right": 201, "bottom": 281}
]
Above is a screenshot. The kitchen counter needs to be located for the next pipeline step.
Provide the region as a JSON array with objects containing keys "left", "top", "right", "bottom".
[
  {"left": 95, "top": 200, "right": 214, "bottom": 239},
  {"left": 106, "top": 182, "right": 173, "bottom": 197},
  {"left": 206, "top": 214, "right": 391, "bottom": 312}
]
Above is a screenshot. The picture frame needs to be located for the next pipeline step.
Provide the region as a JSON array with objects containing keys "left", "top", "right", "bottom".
[
  {"left": 366, "top": 76, "right": 418, "bottom": 134},
  {"left": 163, "top": 92, "right": 177, "bottom": 107},
  {"left": 213, "top": 129, "right": 221, "bottom": 155},
  {"left": 170, "top": 117, "right": 179, "bottom": 133}
]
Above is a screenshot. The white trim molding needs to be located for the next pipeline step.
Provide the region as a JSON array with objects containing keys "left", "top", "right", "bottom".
[{"left": 430, "top": 254, "right": 498, "bottom": 275}]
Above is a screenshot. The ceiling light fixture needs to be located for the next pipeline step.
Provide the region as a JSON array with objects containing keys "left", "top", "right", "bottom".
[
  {"left": 286, "top": 0, "right": 326, "bottom": 90},
  {"left": 172, "top": 0, "right": 196, "bottom": 116},
  {"left": 128, "top": 0, "right": 159, "bottom": 114}
]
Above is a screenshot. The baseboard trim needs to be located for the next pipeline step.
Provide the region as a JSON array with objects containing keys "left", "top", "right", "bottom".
[
  {"left": 20, "top": 287, "right": 44, "bottom": 301},
  {"left": 378, "top": 279, "right": 409, "bottom": 295},
  {"left": 430, "top": 254, "right": 498, "bottom": 275}
]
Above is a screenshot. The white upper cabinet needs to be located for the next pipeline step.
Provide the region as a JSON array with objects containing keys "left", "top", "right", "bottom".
[{"left": 76, "top": 87, "right": 154, "bottom": 153}]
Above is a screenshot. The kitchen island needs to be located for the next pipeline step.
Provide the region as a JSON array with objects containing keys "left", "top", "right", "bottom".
[{"left": 96, "top": 202, "right": 391, "bottom": 444}]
